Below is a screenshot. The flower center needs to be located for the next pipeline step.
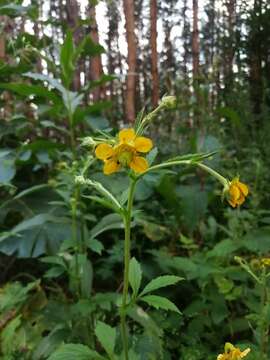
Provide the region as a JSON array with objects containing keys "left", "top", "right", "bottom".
[
  {"left": 118, "top": 150, "right": 133, "bottom": 166},
  {"left": 115, "top": 144, "right": 135, "bottom": 166}
]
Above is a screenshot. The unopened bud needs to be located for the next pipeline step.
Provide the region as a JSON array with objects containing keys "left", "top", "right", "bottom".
[
  {"left": 75, "top": 175, "right": 86, "bottom": 185},
  {"left": 81, "top": 136, "right": 97, "bottom": 148},
  {"left": 161, "top": 96, "right": 177, "bottom": 109}
]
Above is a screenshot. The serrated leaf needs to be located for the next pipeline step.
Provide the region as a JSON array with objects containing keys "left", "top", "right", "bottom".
[
  {"left": 167, "top": 151, "right": 218, "bottom": 163},
  {"left": 141, "top": 295, "right": 181, "bottom": 314},
  {"left": 1, "top": 315, "right": 21, "bottom": 354},
  {"left": 60, "top": 30, "right": 75, "bottom": 87},
  {"left": 48, "top": 343, "right": 104, "bottom": 360},
  {"left": 129, "top": 257, "right": 142, "bottom": 297},
  {"left": 140, "top": 275, "right": 183, "bottom": 296},
  {"left": 87, "top": 238, "right": 104, "bottom": 255},
  {"left": 84, "top": 179, "right": 123, "bottom": 214},
  {"left": 95, "top": 321, "right": 116, "bottom": 357},
  {"left": 89, "top": 213, "right": 123, "bottom": 240}
]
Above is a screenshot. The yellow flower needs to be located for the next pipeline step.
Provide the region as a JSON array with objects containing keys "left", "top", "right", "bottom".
[
  {"left": 95, "top": 128, "right": 153, "bottom": 175},
  {"left": 217, "top": 343, "right": 251, "bottom": 360},
  {"left": 261, "top": 258, "right": 270, "bottom": 267},
  {"left": 227, "top": 178, "right": 249, "bottom": 208}
]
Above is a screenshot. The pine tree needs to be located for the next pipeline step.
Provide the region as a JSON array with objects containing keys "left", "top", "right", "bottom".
[
  {"left": 123, "top": 0, "right": 137, "bottom": 123},
  {"left": 150, "top": 0, "right": 159, "bottom": 107}
]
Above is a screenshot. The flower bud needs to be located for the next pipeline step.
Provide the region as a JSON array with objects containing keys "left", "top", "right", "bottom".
[
  {"left": 81, "top": 136, "right": 97, "bottom": 148},
  {"left": 75, "top": 175, "right": 86, "bottom": 185},
  {"left": 161, "top": 96, "right": 177, "bottom": 109}
]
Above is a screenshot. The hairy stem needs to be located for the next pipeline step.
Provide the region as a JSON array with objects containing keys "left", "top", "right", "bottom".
[{"left": 121, "top": 178, "right": 137, "bottom": 360}]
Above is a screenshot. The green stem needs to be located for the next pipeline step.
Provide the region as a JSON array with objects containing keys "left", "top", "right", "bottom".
[
  {"left": 121, "top": 177, "right": 137, "bottom": 360},
  {"left": 196, "top": 162, "right": 228, "bottom": 187},
  {"left": 136, "top": 103, "right": 165, "bottom": 135},
  {"left": 71, "top": 187, "right": 81, "bottom": 298},
  {"left": 260, "top": 268, "right": 268, "bottom": 358},
  {"left": 137, "top": 159, "right": 191, "bottom": 178}
]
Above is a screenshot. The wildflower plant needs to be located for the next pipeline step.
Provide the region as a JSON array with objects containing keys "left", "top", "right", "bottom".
[
  {"left": 235, "top": 256, "right": 270, "bottom": 359},
  {"left": 76, "top": 98, "right": 249, "bottom": 359},
  {"left": 217, "top": 342, "right": 251, "bottom": 360}
]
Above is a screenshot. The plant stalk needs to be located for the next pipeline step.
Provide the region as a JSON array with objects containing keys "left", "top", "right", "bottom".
[{"left": 120, "top": 177, "right": 137, "bottom": 360}]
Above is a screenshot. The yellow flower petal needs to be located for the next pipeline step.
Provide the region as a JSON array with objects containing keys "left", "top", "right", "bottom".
[
  {"left": 95, "top": 143, "right": 114, "bottom": 160},
  {"left": 119, "top": 128, "right": 136, "bottom": 144},
  {"left": 237, "top": 194, "right": 245, "bottom": 206},
  {"left": 240, "top": 348, "right": 251, "bottom": 358},
  {"left": 238, "top": 181, "right": 249, "bottom": 197},
  {"left": 217, "top": 355, "right": 224, "bottom": 360},
  {"left": 134, "top": 136, "right": 153, "bottom": 153},
  {"left": 103, "top": 159, "right": 120, "bottom": 175},
  {"left": 228, "top": 199, "right": 237, "bottom": 208},
  {"left": 129, "top": 156, "right": 148, "bottom": 173},
  {"left": 229, "top": 184, "right": 241, "bottom": 201}
]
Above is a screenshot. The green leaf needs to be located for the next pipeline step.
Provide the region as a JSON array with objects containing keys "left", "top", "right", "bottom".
[
  {"left": 86, "top": 238, "right": 104, "bottom": 255},
  {"left": 127, "top": 305, "right": 163, "bottom": 338},
  {"left": 0, "top": 214, "right": 72, "bottom": 258},
  {"left": 176, "top": 184, "right": 208, "bottom": 231},
  {"left": 140, "top": 275, "right": 183, "bottom": 296},
  {"left": 0, "top": 281, "right": 38, "bottom": 312},
  {"left": 81, "top": 36, "right": 105, "bottom": 57},
  {"left": 48, "top": 343, "right": 104, "bottom": 360},
  {"left": 89, "top": 213, "right": 123, "bottom": 240},
  {"left": 95, "top": 321, "right": 116, "bottom": 358},
  {"left": 0, "top": 315, "right": 21, "bottom": 354},
  {"left": 0, "top": 149, "right": 16, "bottom": 183},
  {"left": 0, "top": 82, "right": 60, "bottom": 103},
  {"left": 80, "top": 257, "right": 93, "bottom": 298},
  {"left": 32, "top": 326, "right": 69, "bottom": 359},
  {"left": 141, "top": 295, "right": 181, "bottom": 314},
  {"left": 0, "top": 4, "right": 37, "bottom": 18},
  {"left": 60, "top": 30, "right": 75, "bottom": 87},
  {"left": 84, "top": 179, "right": 124, "bottom": 214},
  {"left": 69, "top": 254, "right": 93, "bottom": 298},
  {"left": 166, "top": 151, "right": 218, "bottom": 164},
  {"left": 44, "top": 266, "right": 66, "bottom": 279},
  {"left": 62, "top": 90, "right": 83, "bottom": 117},
  {"left": 129, "top": 257, "right": 142, "bottom": 297},
  {"left": 24, "top": 72, "right": 66, "bottom": 93}
]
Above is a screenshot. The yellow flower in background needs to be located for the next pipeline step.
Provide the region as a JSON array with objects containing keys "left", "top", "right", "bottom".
[
  {"left": 95, "top": 128, "right": 153, "bottom": 175},
  {"left": 217, "top": 343, "right": 251, "bottom": 360},
  {"left": 261, "top": 258, "right": 270, "bottom": 267},
  {"left": 227, "top": 177, "right": 249, "bottom": 208}
]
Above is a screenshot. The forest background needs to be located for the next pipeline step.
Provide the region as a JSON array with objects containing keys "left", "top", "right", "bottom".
[{"left": 0, "top": 0, "right": 270, "bottom": 359}]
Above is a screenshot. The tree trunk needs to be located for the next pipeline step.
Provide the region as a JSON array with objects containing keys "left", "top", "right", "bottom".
[
  {"left": 192, "top": 0, "right": 200, "bottom": 80},
  {"left": 0, "top": 34, "right": 5, "bottom": 61},
  {"left": 182, "top": 0, "right": 189, "bottom": 80},
  {"left": 123, "top": 0, "right": 137, "bottom": 123},
  {"left": 89, "top": 3, "right": 104, "bottom": 101},
  {"left": 191, "top": 0, "right": 200, "bottom": 127},
  {"left": 224, "top": 0, "right": 236, "bottom": 98},
  {"left": 150, "top": 0, "right": 159, "bottom": 107},
  {"left": 66, "top": 0, "right": 81, "bottom": 91},
  {"left": 0, "top": 15, "right": 7, "bottom": 61},
  {"left": 248, "top": 0, "right": 263, "bottom": 115},
  {"left": 33, "top": 6, "right": 43, "bottom": 73}
]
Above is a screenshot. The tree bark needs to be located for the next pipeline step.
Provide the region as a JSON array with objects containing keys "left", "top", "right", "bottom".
[
  {"left": 123, "top": 0, "right": 137, "bottom": 123},
  {"left": 89, "top": 3, "right": 104, "bottom": 101},
  {"left": 182, "top": 0, "right": 189, "bottom": 80},
  {"left": 66, "top": 0, "right": 81, "bottom": 91},
  {"left": 0, "top": 16, "right": 6, "bottom": 61},
  {"left": 224, "top": 0, "right": 236, "bottom": 98},
  {"left": 248, "top": 0, "right": 263, "bottom": 115},
  {"left": 0, "top": 35, "right": 5, "bottom": 61},
  {"left": 150, "top": 0, "right": 159, "bottom": 107},
  {"left": 192, "top": 0, "right": 200, "bottom": 80}
]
